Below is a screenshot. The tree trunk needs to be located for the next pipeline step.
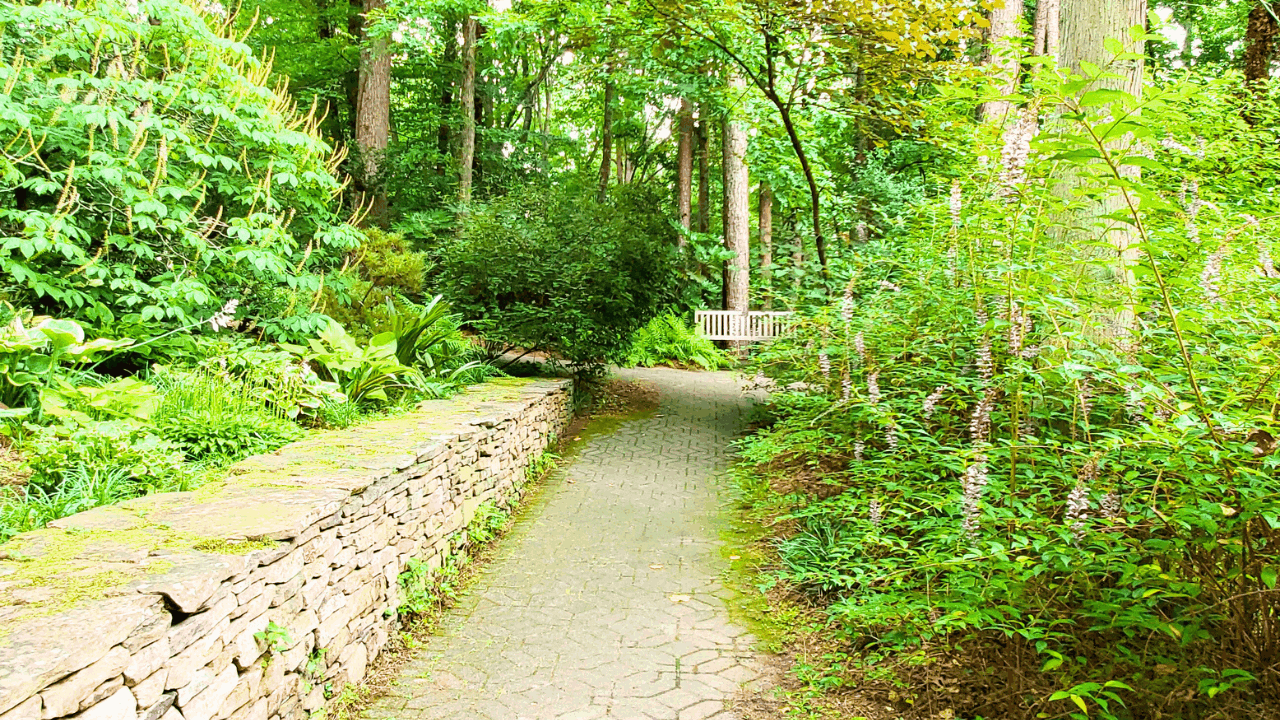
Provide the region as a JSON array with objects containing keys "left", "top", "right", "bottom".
[
  {"left": 1055, "top": 0, "right": 1147, "bottom": 335},
  {"left": 355, "top": 0, "right": 391, "bottom": 225},
  {"left": 1033, "top": 0, "right": 1060, "bottom": 59},
  {"left": 597, "top": 79, "right": 614, "bottom": 203},
  {"left": 981, "top": 0, "right": 1023, "bottom": 121},
  {"left": 1245, "top": 2, "right": 1280, "bottom": 86},
  {"left": 721, "top": 79, "right": 750, "bottom": 336},
  {"left": 676, "top": 99, "right": 694, "bottom": 236},
  {"left": 695, "top": 110, "right": 711, "bottom": 234},
  {"left": 759, "top": 183, "right": 774, "bottom": 310},
  {"left": 436, "top": 17, "right": 457, "bottom": 175},
  {"left": 458, "top": 14, "right": 478, "bottom": 205}
]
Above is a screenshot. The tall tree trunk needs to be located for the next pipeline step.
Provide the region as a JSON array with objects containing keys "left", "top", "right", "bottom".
[
  {"left": 695, "top": 110, "right": 711, "bottom": 234},
  {"left": 1245, "top": 2, "right": 1280, "bottom": 87},
  {"left": 676, "top": 99, "right": 694, "bottom": 237},
  {"left": 355, "top": 0, "right": 391, "bottom": 225},
  {"left": 458, "top": 14, "right": 478, "bottom": 205},
  {"left": 982, "top": 0, "right": 1023, "bottom": 121},
  {"left": 790, "top": 215, "right": 804, "bottom": 302},
  {"left": 721, "top": 79, "right": 750, "bottom": 336},
  {"left": 1055, "top": 0, "right": 1147, "bottom": 335},
  {"left": 759, "top": 183, "right": 774, "bottom": 310},
  {"left": 436, "top": 17, "right": 457, "bottom": 175},
  {"left": 1033, "top": 0, "right": 1060, "bottom": 59},
  {"left": 598, "top": 79, "right": 614, "bottom": 202}
]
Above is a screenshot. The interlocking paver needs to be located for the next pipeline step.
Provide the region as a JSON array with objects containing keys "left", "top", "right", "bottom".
[{"left": 367, "top": 367, "right": 763, "bottom": 719}]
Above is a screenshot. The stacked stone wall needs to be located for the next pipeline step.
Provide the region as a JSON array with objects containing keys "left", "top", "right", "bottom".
[{"left": 0, "top": 379, "right": 573, "bottom": 720}]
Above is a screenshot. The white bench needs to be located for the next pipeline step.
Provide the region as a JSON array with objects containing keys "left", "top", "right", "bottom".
[{"left": 695, "top": 310, "right": 794, "bottom": 342}]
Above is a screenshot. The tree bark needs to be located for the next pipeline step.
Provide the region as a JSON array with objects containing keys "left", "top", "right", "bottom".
[
  {"left": 1245, "top": 2, "right": 1280, "bottom": 86},
  {"left": 1055, "top": 0, "right": 1147, "bottom": 335},
  {"left": 676, "top": 98, "right": 694, "bottom": 236},
  {"left": 458, "top": 14, "right": 478, "bottom": 205},
  {"left": 981, "top": 0, "right": 1023, "bottom": 122},
  {"left": 597, "top": 79, "right": 614, "bottom": 203},
  {"left": 759, "top": 183, "right": 774, "bottom": 310},
  {"left": 355, "top": 0, "right": 390, "bottom": 224},
  {"left": 721, "top": 78, "right": 750, "bottom": 334},
  {"left": 695, "top": 110, "right": 711, "bottom": 234},
  {"left": 1033, "top": 0, "right": 1060, "bottom": 59},
  {"left": 436, "top": 16, "right": 457, "bottom": 174}
]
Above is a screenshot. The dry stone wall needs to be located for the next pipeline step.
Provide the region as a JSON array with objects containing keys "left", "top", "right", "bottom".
[{"left": 0, "top": 378, "right": 572, "bottom": 720}]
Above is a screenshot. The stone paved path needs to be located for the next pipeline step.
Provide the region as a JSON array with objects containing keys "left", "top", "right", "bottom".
[{"left": 365, "top": 367, "right": 763, "bottom": 720}]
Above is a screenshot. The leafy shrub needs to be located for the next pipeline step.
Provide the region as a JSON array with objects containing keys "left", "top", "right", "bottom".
[
  {"left": 624, "top": 313, "right": 730, "bottom": 370},
  {"left": 0, "top": 0, "right": 361, "bottom": 326},
  {"left": 0, "top": 310, "right": 130, "bottom": 417},
  {"left": 739, "top": 68, "right": 1280, "bottom": 718},
  {"left": 193, "top": 341, "right": 345, "bottom": 422},
  {"left": 19, "top": 421, "right": 193, "bottom": 493},
  {"left": 283, "top": 321, "right": 422, "bottom": 405},
  {"left": 153, "top": 372, "right": 302, "bottom": 463},
  {"left": 441, "top": 185, "right": 682, "bottom": 373},
  {"left": 351, "top": 229, "right": 430, "bottom": 294}
]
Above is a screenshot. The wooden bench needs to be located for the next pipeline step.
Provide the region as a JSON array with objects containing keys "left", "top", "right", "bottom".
[{"left": 695, "top": 310, "right": 794, "bottom": 342}]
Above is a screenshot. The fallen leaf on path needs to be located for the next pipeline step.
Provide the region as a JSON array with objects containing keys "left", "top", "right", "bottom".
[
  {"left": 649, "top": 564, "right": 664, "bottom": 570},
  {"left": 669, "top": 594, "right": 691, "bottom": 603}
]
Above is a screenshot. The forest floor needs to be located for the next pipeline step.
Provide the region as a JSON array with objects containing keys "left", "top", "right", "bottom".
[{"left": 361, "top": 367, "right": 769, "bottom": 719}]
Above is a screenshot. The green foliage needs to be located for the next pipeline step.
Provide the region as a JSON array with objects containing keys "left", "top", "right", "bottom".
[
  {"left": 0, "top": 465, "right": 134, "bottom": 542},
  {"left": 255, "top": 621, "right": 293, "bottom": 655},
  {"left": 153, "top": 371, "right": 303, "bottom": 464},
  {"left": 466, "top": 501, "right": 511, "bottom": 546},
  {"left": 352, "top": 229, "right": 429, "bottom": 294},
  {"left": 0, "top": 0, "right": 361, "bottom": 326},
  {"left": 19, "top": 420, "right": 194, "bottom": 494},
  {"left": 524, "top": 446, "right": 560, "bottom": 484},
  {"left": 624, "top": 313, "right": 730, "bottom": 371},
  {"left": 442, "top": 185, "right": 682, "bottom": 373},
  {"left": 740, "top": 59, "right": 1280, "bottom": 718},
  {"left": 0, "top": 310, "right": 130, "bottom": 416},
  {"left": 283, "top": 321, "right": 422, "bottom": 405},
  {"left": 397, "top": 556, "right": 464, "bottom": 617}
]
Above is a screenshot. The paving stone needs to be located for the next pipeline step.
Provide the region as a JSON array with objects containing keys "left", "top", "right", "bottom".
[{"left": 362, "top": 368, "right": 767, "bottom": 720}]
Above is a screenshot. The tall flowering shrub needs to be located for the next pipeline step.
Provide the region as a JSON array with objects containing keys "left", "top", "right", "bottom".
[
  {"left": 741, "top": 55, "right": 1280, "bottom": 719},
  {"left": 0, "top": 0, "right": 362, "bottom": 334}
]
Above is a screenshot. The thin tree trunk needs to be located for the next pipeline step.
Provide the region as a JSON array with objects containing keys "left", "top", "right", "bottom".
[
  {"left": 773, "top": 101, "right": 825, "bottom": 272},
  {"left": 1033, "top": 0, "right": 1060, "bottom": 59},
  {"left": 695, "top": 110, "right": 711, "bottom": 234},
  {"left": 722, "top": 78, "right": 750, "bottom": 340},
  {"left": 598, "top": 79, "right": 614, "bottom": 203},
  {"left": 437, "top": 18, "right": 457, "bottom": 174},
  {"left": 355, "top": 0, "right": 391, "bottom": 224},
  {"left": 982, "top": 0, "right": 1023, "bottom": 122},
  {"left": 790, "top": 215, "right": 804, "bottom": 302},
  {"left": 676, "top": 99, "right": 694, "bottom": 236},
  {"left": 759, "top": 183, "right": 774, "bottom": 310},
  {"left": 1245, "top": 2, "right": 1280, "bottom": 87},
  {"left": 458, "top": 14, "right": 478, "bottom": 205}
]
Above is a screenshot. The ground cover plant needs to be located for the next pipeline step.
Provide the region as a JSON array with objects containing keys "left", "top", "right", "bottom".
[{"left": 624, "top": 313, "right": 731, "bottom": 371}]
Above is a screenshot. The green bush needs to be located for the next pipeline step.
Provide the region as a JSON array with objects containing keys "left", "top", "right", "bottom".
[
  {"left": 0, "top": 0, "right": 360, "bottom": 327},
  {"left": 740, "top": 72, "right": 1280, "bottom": 717},
  {"left": 624, "top": 313, "right": 730, "bottom": 371},
  {"left": 153, "top": 371, "right": 302, "bottom": 463},
  {"left": 20, "top": 421, "right": 193, "bottom": 493},
  {"left": 441, "top": 185, "right": 682, "bottom": 373}
]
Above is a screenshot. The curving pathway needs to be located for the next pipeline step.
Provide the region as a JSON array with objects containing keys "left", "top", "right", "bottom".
[{"left": 363, "top": 367, "right": 764, "bottom": 720}]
